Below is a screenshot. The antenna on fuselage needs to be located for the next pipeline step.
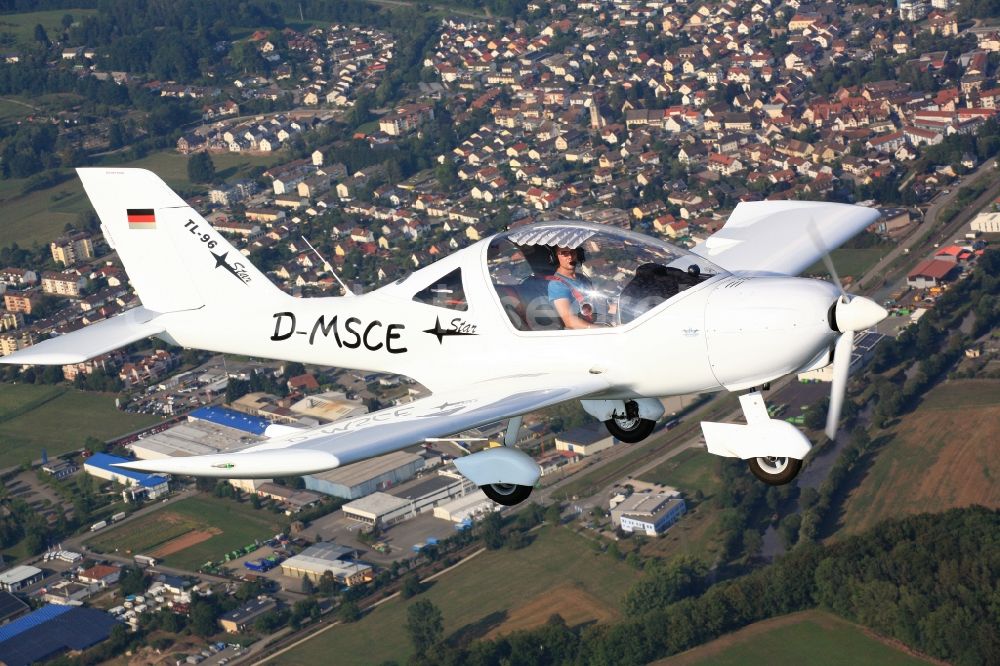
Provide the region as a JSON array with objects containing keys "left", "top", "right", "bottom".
[{"left": 302, "top": 236, "right": 355, "bottom": 297}]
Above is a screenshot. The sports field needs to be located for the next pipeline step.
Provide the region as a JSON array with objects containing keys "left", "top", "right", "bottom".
[
  {"left": 0, "top": 384, "right": 160, "bottom": 464},
  {"left": 273, "top": 526, "right": 641, "bottom": 666},
  {"left": 839, "top": 379, "right": 1000, "bottom": 534},
  {"left": 86, "top": 494, "right": 285, "bottom": 571},
  {"left": 653, "top": 609, "right": 935, "bottom": 666}
]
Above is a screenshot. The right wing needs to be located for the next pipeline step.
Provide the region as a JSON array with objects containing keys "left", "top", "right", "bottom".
[
  {"left": 690, "top": 201, "right": 880, "bottom": 276},
  {"left": 115, "top": 373, "right": 611, "bottom": 478}
]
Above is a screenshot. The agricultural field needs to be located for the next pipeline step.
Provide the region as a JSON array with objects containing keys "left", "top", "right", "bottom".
[
  {"left": 0, "top": 8, "right": 97, "bottom": 47},
  {"left": 839, "top": 379, "right": 1000, "bottom": 535},
  {"left": 0, "top": 384, "right": 160, "bottom": 464},
  {"left": 275, "top": 526, "right": 641, "bottom": 666},
  {"left": 654, "top": 610, "right": 935, "bottom": 666},
  {"left": 805, "top": 248, "right": 886, "bottom": 283},
  {"left": 86, "top": 494, "right": 285, "bottom": 571}
]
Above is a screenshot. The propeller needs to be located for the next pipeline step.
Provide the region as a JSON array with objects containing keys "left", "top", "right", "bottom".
[{"left": 809, "top": 222, "right": 888, "bottom": 440}]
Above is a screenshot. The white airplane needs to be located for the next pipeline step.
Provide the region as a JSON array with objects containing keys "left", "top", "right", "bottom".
[{"left": 2, "top": 169, "right": 888, "bottom": 506}]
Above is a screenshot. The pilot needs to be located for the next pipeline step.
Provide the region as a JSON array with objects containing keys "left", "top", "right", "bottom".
[{"left": 547, "top": 246, "right": 600, "bottom": 329}]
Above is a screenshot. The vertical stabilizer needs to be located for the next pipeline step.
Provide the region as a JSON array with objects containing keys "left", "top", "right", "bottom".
[{"left": 76, "top": 168, "right": 284, "bottom": 313}]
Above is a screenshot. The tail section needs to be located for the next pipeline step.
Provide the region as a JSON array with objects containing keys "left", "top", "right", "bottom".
[{"left": 76, "top": 168, "right": 285, "bottom": 313}]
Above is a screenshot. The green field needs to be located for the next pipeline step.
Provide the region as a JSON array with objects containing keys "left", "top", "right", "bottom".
[
  {"left": 918, "top": 378, "right": 1000, "bottom": 409},
  {"left": 0, "top": 384, "right": 160, "bottom": 464},
  {"left": 274, "top": 526, "right": 642, "bottom": 666},
  {"left": 639, "top": 448, "right": 720, "bottom": 494},
  {"left": 0, "top": 148, "right": 283, "bottom": 246},
  {"left": 655, "top": 610, "right": 934, "bottom": 666},
  {"left": 0, "top": 8, "right": 97, "bottom": 47},
  {"left": 86, "top": 494, "right": 285, "bottom": 571},
  {"left": 805, "top": 248, "right": 886, "bottom": 282}
]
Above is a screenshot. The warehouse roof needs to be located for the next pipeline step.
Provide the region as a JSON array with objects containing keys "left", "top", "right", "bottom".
[
  {"left": 307, "top": 450, "right": 421, "bottom": 488},
  {"left": 189, "top": 406, "right": 271, "bottom": 434},
  {"left": 84, "top": 453, "right": 168, "bottom": 488},
  {"left": 0, "top": 565, "right": 42, "bottom": 587},
  {"left": 0, "top": 605, "right": 117, "bottom": 666},
  {"left": 343, "top": 492, "right": 410, "bottom": 517}
]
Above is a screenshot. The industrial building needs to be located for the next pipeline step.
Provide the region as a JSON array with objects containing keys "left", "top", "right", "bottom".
[
  {"left": 218, "top": 597, "right": 278, "bottom": 633},
  {"left": 0, "top": 591, "right": 29, "bottom": 625},
  {"left": 279, "top": 542, "right": 373, "bottom": 586},
  {"left": 432, "top": 490, "right": 497, "bottom": 523},
  {"left": 555, "top": 425, "right": 615, "bottom": 455},
  {"left": 610, "top": 491, "right": 686, "bottom": 536},
  {"left": 342, "top": 472, "right": 473, "bottom": 527},
  {"left": 83, "top": 453, "right": 169, "bottom": 500},
  {"left": 304, "top": 450, "right": 423, "bottom": 499},
  {"left": 188, "top": 405, "right": 272, "bottom": 434},
  {"left": 907, "top": 259, "right": 958, "bottom": 288},
  {"left": 129, "top": 420, "right": 261, "bottom": 460},
  {"left": 0, "top": 566, "right": 43, "bottom": 592},
  {"left": 0, "top": 604, "right": 117, "bottom": 666},
  {"left": 289, "top": 391, "right": 367, "bottom": 423}
]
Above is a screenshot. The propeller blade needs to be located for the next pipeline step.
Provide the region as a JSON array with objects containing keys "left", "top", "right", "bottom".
[
  {"left": 807, "top": 220, "right": 846, "bottom": 296},
  {"left": 825, "top": 331, "right": 855, "bottom": 440}
]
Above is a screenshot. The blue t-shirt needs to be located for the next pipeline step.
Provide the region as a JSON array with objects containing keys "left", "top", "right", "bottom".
[{"left": 547, "top": 273, "right": 592, "bottom": 311}]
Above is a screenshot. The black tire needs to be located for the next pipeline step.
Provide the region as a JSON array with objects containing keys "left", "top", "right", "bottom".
[
  {"left": 747, "top": 457, "right": 802, "bottom": 485},
  {"left": 604, "top": 416, "right": 656, "bottom": 443},
  {"left": 480, "top": 483, "right": 533, "bottom": 506}
]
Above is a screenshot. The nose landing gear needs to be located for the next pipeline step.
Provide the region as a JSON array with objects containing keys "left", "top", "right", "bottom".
[
  {"left": 747, "top": 456, "right": 802, "bottom": 485},
  {"left": 604, "top": 403, "right": 656, "bottom": 443}
]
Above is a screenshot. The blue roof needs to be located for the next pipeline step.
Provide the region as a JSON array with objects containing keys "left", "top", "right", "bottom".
[
  {"left": 0, "top": 605, "right": 70, "bottom": 642},
  {"left": 0, "top": 606, "right": 117, "bottom": 666},
  {"left": 189, "top": 406, "right": 270, "bottom": 434},
  {"left": 84, "top": 453, "right": 168, "bottom": 487}
]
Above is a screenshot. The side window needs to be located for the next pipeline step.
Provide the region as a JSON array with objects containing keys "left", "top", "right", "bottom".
[{"left": 412, "top": 268, "right": 468, "bottom": 311}]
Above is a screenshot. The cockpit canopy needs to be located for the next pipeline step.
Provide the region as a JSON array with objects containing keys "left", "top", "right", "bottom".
[{"left": 487, "top": 223, "right": 722, "bottom": 331}]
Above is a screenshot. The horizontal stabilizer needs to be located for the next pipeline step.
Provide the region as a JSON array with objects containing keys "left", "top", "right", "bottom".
[
  {"left": 0, "top": 307, "right": 166, "bottom": 365},
  {"left": 113, "top": 448, "right": 341, "bottom": 479}
]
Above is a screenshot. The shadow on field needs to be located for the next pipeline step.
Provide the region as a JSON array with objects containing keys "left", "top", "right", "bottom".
[
  {"left": 447, "top": 610, "right": 508, "bottom": 647},
  {"left": 823, "top": 433, "right": 896, "bottom": 537}
]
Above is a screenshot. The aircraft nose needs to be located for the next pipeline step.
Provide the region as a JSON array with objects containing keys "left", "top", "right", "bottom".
[
  {"left": 704, "top": 277, "right": 839, "bottom": 390},
  {"left": 829, "top": 295, "right": 888, "bottom": 333}
]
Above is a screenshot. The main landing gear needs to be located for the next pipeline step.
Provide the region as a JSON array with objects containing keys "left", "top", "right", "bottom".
[
  {"left": 603, "top": 400, "right": 656, "bottom": 443},
  {"left": 700, "top": 391, "right": 811, "bottom": 486},
  {"left": 480, "top": 483, "right": 533, "bottom": 506}
]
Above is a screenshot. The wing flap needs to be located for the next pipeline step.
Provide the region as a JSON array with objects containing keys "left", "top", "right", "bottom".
[
  {"left": 0, "top": 307, "right": 166, "bottom": 365},
  {"left": 690, "top": 201, "right": 880, "bottom": 276}
]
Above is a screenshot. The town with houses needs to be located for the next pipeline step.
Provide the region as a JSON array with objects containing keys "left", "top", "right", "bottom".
[{"left": 0, "top": 0, "right": 998, "bottom": 663}]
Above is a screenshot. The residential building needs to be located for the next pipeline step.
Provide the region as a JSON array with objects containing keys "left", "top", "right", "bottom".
[
  {"left": 50, "top": 233, "right": 94, "bottom": 267},
  {"left": 41, "top": 272, "right": 85, "bottom": 297}
]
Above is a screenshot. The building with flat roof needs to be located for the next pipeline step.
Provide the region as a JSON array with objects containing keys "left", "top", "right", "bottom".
[
  {"left": 279, "top": 542, "right": 373, "bottom": 586},
  {"left": 130, "top": 420, "right": 261, "bottom": 460},
  {"left": 83, "top": 453, "right": 169, "bottom": 500},
  {"left": 0, "top": 566, "right": 43, "bottom": 592},
  {"left": 432, "top": 490, "right": 497, "bottom": 523},
  {"left": 218, "top": 597, "right": 278, "bottom": 633},
  {"left": 610, "top": 492, "right": 686, "bottom": 536},
  {"left": 342, "top": 472, "right": 473, "bottom": 526},
  {"left": 188, "top": 406, "right": 272, "bottom": 434},
  {"left": 0, "top": 605, "right": 118, "bottom": 666},
  {"left": 289, "top": 391, "right": 367, "bottom": 423},
  {"left": 342, "top": 492, "right": 412, "bottom": 526},
  {"left": 0, "top": 592, "right": 28, "bottom": 625},
  {"left": 304, "top": 450, "right": 423, "bottom": 499},
  {"left": 555, "top": 425, "right": 615, "bottom": 456}
]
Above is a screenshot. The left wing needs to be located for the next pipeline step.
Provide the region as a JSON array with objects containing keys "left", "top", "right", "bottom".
[
  {"left": 690, "top": 201, "right": 880, "bottom": 276},
  {"left": 115, "top": 373, "right": 610, "bottom": 478}
]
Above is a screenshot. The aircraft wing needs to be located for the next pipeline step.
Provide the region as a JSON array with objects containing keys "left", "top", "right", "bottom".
[
  {"left": 115, "top": 373, "right": 611, "bottom": 478},
  {"left": 690, "top": 201, "right": 881, "bottom": 276},
  {"left": 0, "top": 307, "right": 166, "bottom": 365}
]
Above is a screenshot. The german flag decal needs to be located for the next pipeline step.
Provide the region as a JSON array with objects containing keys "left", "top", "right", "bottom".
[{"left": 127, "top": 208, "right": 156, "bottom": 230}]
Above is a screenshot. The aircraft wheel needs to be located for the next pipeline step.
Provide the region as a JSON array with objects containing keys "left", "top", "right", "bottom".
[
  {"left": 604, "top": 413, "right": 656, "bottom": 443},
  {"left": 747, "top": 457, "right": 802, "bottom": 486},
  {"left": 480, "top": 483, "right": 533, "bottom": 506}
]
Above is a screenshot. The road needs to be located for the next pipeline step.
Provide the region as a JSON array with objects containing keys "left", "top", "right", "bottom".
[{"left": 861, "top": 158, "right": 999, "bottom": 299}]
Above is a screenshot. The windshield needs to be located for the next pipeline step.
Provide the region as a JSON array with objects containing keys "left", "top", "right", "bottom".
[{"left": 487, "top": 222, "right": 722, "bottom": 331}]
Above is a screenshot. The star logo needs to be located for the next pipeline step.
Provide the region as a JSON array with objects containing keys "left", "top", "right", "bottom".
[
  {"left": 423, "top": 316, "right": 477, "bottom": 344},
  {"left": 211, "top": 250, "right": 249, "bottom": 286}
]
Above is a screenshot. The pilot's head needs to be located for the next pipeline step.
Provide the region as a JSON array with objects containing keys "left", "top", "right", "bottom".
[{"left": 554, "top": 246, "right": 583, "bottom": 272}]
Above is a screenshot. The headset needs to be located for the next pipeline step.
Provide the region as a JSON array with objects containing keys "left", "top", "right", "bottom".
[{"left": 548, "top": 245, "right": 586, "bottom": 265}]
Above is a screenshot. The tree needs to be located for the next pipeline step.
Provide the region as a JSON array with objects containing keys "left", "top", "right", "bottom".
[
  {"left": 479, "top": 510, "right": 505, "bottom": 550},
  {"left": 338, "top": 601, "right": 362, "bottom": 623},
  {"left": 189, "top": 599, "right": 219, "bottom": 637},
  {"left": 187, "top": 152, "right": 216, "bottom": 184},
  {"left": 401, "top": 573, "right": 422, "bottom": 599},
  {"left": 302, "top": 575, "right": 315, "bottom": 595},
  {"left": 33, "top": 24, "right": 49, "bottom": 46},
  {"left": 545, "top": 503, "right": 562, "bottom": 524},
  {"left": 406, "top": 599, "right": 443, "bottom": 656}
]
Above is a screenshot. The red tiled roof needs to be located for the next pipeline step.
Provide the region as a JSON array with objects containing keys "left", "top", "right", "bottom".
[{"left": 908, "top": 259, "right": 955, "bottom": 280}]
